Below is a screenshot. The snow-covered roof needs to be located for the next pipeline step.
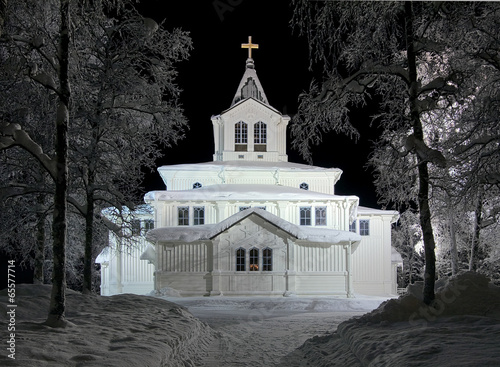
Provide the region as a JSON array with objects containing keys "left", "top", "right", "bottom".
[
  {"left": 145, "top": 184, "right": 358, "bottom": 203},
  {"left": 157, "top": 159, "right": 343, "bottom": 174},
  {"left": 357, "top": 206, "right": 399, "bottom": 223},
  {"left": 146, "top": 208, "right": 361, "bottom": 246}
]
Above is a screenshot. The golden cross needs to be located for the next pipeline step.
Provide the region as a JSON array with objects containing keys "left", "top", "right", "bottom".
[{"left": 241, "top": 36, "right": 259, "bottom": 59}]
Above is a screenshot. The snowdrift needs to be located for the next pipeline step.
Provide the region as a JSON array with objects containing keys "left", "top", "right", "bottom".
[
  {"left": 282, "top": 272, "right": 500, "bottom": 366},
  {"left": 0, "top": 285, "right": 215, "bottom": 367}
]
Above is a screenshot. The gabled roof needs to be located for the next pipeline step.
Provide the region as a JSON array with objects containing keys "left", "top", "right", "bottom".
[{"left": 146, "top": 208, "right": 361, "bottom": 246}]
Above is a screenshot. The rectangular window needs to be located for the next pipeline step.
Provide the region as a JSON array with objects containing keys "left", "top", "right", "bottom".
[
  {"left": 315, "top": 207, "right": 327, "bottom": 226},
  {"left": 349, "top": 220, "right": 357, "bottom": 233},
  {"left": 360, "top": 219, "right": 370, "bottom": 236},
  {"left": 144, "top": 219, "right": 154, "bottom": 233},
  {"left": 255, "top": 206, "right": 266, "bottom": 211},
  {"left": 131, "top": 219, "right": 141, "bottom": 236},
  {"left": 193, "top": 207, "right": 205, "bottom": 225},
  {"left": 239, "top": 206, "right": 251, "bottom": 211},
  {"left": 263, "top": 248, "right": 272, "bottom": 271},
  {"left": 300, "top": 207, "right": 312, "bottom": 226},
  {"left": 178, "top": 207, "right": 189, "bottom": 226},
  {"left": 236, "top": 248, "right": 245, "bottom": 271}
]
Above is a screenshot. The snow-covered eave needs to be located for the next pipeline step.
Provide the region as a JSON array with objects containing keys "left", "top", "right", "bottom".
[
  {"left": 223, "top": 96, "right": 281, "bottom": 116},
  {"left": 144, "top": 184, "right": 359, "bottom": 203},
  {"left": 147, "top": 208, "right": 361, "bottom": 246},
  {"left": 157, "top": 159, "right": 341, "bottom": 173},
  {"left": 357, "top": 206, "right": 399, "bottom": 224}
]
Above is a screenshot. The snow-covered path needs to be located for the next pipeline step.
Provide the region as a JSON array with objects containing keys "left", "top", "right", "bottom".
[{"left": 166, "top": 297, "right": 386, "bottom": 366}]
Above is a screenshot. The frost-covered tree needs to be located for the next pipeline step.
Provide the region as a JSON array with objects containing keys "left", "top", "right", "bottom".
[
  {"left": 291, "top": 1, "right": 499, "bottom": 304},
  {"left": 0, "top": 0, "right": 190, "bottom": 324},
  {"left": 392, "top": 210, "right": 425, "bottom": 287},
  {"left": 69, "top": 2, "right": 191, "bottom": 293}
]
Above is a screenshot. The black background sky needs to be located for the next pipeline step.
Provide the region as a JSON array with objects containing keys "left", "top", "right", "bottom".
[{"left": 138, "top": 0, "right": 382, "bottom": 208}]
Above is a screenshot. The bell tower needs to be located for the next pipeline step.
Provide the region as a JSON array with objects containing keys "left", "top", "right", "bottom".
[{"left": 211, "top": 37, "right": 290, "bottom": 162}]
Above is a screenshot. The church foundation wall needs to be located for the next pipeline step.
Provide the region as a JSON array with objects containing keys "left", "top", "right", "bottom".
[
  {"left": 155, "top": 271, "right": 210, "bottom": 296},
  {"left": 295, "top": 272, "right": 348, "bottom": 296}
]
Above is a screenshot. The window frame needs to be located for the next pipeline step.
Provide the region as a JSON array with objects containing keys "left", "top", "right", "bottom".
[
  {"left": 349, "top": 220, "right": 357, "bottom": 233},
  {"left": 177, "top": 207, "right": 189, "bottom": 226},
  {"left": 236, "top": 248, "right": 246, "bottom": 271},
  {"left": 262, "top": 248, "right": 272, "bottom": 271},
  {"left": 144, "top": 219, "right": 154, "bottom": 233},
  {"left": 249, "top": 248, "right": 259, "bottom": 271},
  {"left": 315, "top": 207, "right": 327, "bottom": 226},
  {"left": 193, "top": 206, "right": 205, "bottom": 226},
  {"left": 359, "top": 219, "right": 370, "bottom": 236},
  {"left": 131, "top": 219, "right": 141, "bottom": 236},
  {"left": 235, "top": 121, "right": 248, "bottom": 144},
  {"left": 300, "top": 206, "right": 312, "bottom": 226}
]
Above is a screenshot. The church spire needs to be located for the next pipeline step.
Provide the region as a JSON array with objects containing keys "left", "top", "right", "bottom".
[{"left": 231, "top": 36, "right": 269, "bottom": 106}]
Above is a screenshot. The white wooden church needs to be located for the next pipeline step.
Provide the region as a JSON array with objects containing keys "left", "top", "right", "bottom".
[{"left": 97, "top": 38, "right": 401, "bottom": 298}]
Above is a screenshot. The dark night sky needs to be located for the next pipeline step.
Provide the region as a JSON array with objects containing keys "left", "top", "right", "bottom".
[{"left": 139, "top": 0, "right": 382, "bottom": 208}]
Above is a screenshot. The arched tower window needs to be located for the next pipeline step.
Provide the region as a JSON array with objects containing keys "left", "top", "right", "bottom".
[
  {"left": 235, "top": 121, "right": 248, "bottom": 151},
  {"left": 249, "top": 248, "right": 259, "bottom": 271},
  {"left": 236, "top": 248, "right": 246, "bottom": 271},
  {"left": 300, "top": 182, "right": 309, "bottom": 190},
  {"left": 254, "top": 121, "right": 267, "bottom": 152}
]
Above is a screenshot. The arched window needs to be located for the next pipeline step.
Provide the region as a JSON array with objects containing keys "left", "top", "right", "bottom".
[
  {"left": 235, "top": 121, "right": 248, "bottom": 151},
  {"left": 254, "top": 121, "right": 267, "bottom": 152},
  {"left": 263, "top": 248, "right": 272, "bottom": 271},
  {"left": 300, "top": 182, "right": 309, "bottom": 190},
  {"left": 193, "top": 182, "right": 202, "bottom": 189},
  {"left": 236, "top": 248, "right": 246, "bottom": 271},
  {"left": 254, "top": 122, "right": 267, "bottom": 143},
  {"left": 249, "top": 248, "right": 259, "bottom": 271}
]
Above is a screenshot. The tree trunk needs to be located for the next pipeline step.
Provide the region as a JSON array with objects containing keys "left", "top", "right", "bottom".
[
  {"left": 0, "top": 0, "right": 7, "bottom": 37},
  {"left": 82, "top": 187, "right": 94, "bottom": 294},
  {"left": 447, "top": 196, "right": 459, "bottom": 276},
  {"left": 45, "top": 0, "right": 71, "bottom": 328},
  {"left": 469, "top": 187, "right": 483, "bottom": 271},
  {"left": 34, "top": 194, "right": 46, "bottom": 284},
  {"left": 406, "top": 2, "right": 437, "bottom": 305}
]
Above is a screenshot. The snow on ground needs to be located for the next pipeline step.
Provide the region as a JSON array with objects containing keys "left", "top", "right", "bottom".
[
  {"left": 0, "top": 285, "right": 215, "bottom": 367},
  {"left": 281, "top": 272, "right": 500, "bottom": 367},
  {"left": 160, "top": 295, "right": 387, "bottom": 366},
  {"left": 1, "top": 272, "right": 499, "bottom": 367}
]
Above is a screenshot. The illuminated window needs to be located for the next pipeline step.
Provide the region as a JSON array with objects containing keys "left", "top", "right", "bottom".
[
  {"left": 193, "top": 207, "right": 205, "bottom": 225},
  {"left": 360, "top": 220, "right": 370, "bottom": 236},
  {"left": 300, "top": 207, "right": 312, "bottom": 226},
  {"left": 263, "top": 248, "right": 272, "bottom": 271},
  {"left": 315, "top": 207, "right": 327, "bottom": 226},
  {"left": 249, "top": 248, "right": 259, "bottom": 271},
  {"left": 193, "top": 182, "right": 202, "bottom": 189},
  {"left": 300, "top": 183, "right": 309, "bottom": 190},
  {"left": 178, "top": 207, "right": 189, "bottom": 226},
  {"left": 236, "top": 248, "right": 246, "bottom": 271}
]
